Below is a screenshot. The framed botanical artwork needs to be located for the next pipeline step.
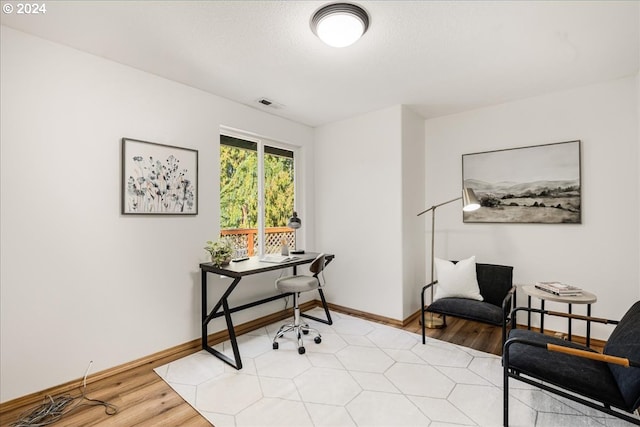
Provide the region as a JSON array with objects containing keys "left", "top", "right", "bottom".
[
  {"left": 462, "top": 140, "right": 581, "bottom": 224},
  {"left": 121, "top": 138, "right": 198, "bottom": 215}
]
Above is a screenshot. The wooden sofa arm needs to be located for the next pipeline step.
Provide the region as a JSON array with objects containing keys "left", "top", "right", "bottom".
[{"left": 547, "top": 344, "right": 640, "bottom": 368}]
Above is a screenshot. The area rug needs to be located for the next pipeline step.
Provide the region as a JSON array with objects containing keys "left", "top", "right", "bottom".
[{"left": 155, "top": 309, "right": 623, "bottom": 426}]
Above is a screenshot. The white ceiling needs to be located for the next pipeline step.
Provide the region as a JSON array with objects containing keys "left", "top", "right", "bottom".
[{"left": 1, "top": 1, "right": 638, "bottom": 127}]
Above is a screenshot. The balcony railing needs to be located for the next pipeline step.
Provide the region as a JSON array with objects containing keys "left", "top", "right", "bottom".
[{"left": 220, "top": 227, "right": 296, "bottom": 257}]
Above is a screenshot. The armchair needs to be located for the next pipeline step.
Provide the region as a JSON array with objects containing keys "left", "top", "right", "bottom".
[
  {"left": 503, "top": 301, "right": 640, "bottom": 426},
  {"left": 421, "top": 262, "right": 516, "bottom": 345}
]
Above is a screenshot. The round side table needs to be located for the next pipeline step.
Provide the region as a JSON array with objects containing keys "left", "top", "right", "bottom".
[{"left": 521, "top": 285, "right": 597, "bottom": 347}]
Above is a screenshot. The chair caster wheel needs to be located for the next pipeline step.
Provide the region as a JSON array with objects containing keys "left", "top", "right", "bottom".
[
  {"left": 298, "top": 346, "right": 306, "bottom": 354},
  {"left": 314, "top": 336, "right": 322, "bottom": 344},
  {"left": 273, "top": 342, "right": 279, "bottom": 350},
  {"left": 302, "top": 329, "right": 309, "bottom": 335}
]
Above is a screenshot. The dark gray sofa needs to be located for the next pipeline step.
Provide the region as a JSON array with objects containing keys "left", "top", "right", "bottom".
[
  {"left": 503, "top": 301, "right": 640, "bottom": 426},
  {"left": 420, "top": 262, "right": 515, "bottom": 345}
]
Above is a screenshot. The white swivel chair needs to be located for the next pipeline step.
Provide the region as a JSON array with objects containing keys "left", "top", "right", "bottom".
[{"left": 272, "top": 253, "right": 326, "bottom": 354}]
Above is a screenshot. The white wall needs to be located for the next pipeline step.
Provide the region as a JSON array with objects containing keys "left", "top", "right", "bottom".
[
  {"left": 315, "top": 106, "right": 404, "bottom": 320},
  {"left": 401, "top": 107, "right": 426, "bottom": 318},
  {"left": 2, "top": 23, "right": 638, "bottom": 405},
  {"left": 0, "top": 27, "right": 314, "bottom": 402},
  {"left": 424, "top": 76, "right": 639, "bottom": 340}
]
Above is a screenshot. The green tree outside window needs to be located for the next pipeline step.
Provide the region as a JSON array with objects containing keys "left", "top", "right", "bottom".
[{"left": 220, "top": 140, "right": 294, "bottom": 230}]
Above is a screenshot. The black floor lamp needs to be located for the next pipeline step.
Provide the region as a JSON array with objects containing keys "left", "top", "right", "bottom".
[{"left": 417, "top": 188, "right": 481, "bottom": 328}]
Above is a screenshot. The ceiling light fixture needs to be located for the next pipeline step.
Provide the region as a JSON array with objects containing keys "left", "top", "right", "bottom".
[{"left": 311, "top": 3, "right": 370, "bottom": 48}]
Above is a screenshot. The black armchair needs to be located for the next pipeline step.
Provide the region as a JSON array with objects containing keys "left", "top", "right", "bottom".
[
  {"left": 503, "top": 301, "right": 640, "bottom": 426},
  {"left": 421, "top": 262, "right": 515, "bottom": 345}
]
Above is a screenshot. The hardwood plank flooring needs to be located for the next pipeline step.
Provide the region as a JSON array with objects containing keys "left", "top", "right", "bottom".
[
  {"left": 392, "top": 313, "right": 504, "bottom": 356},
  {"left": 0, "top": 312, "right": 577, "bottom": 426}
]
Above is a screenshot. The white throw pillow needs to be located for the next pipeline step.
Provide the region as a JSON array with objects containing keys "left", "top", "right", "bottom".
[{"left": 433, "top": 256, "right": 483, "bottom": 301}]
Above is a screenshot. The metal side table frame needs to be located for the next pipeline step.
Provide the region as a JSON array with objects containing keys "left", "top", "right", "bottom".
[{"left": 521, "top": 284, "right": 597, "bottom": 347}]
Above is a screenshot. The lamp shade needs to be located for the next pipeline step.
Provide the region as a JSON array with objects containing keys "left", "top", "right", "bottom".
[
  {"left": 311, "top": 3, "right": 369, "bottom": 48},
  {"left": 462, "top": 188, "right": 481, "bottom": 212},
  {"left": 288, "top": 212, "right": 302, "bottom": 229}
]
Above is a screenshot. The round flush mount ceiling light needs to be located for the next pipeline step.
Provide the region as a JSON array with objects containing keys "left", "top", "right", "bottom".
[{"left": 311, "top": 3, "right": 370, "bottom": 48}]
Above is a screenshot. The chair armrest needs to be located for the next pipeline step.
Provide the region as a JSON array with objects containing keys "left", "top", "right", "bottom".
[
  {"left": 547, "top": 344, "right": 640, "bottom": 368},
  {"left": 501, "top": 286, "right": 516, "bottom": 314},
  {"left": 420, "top": 280, "right": 438, "bottom": 309},
  {"left": 422, "top": 280, "right": 438, "bottom": 294},
  {"left": 504, "top": 337, "right": 640, "bottom": 368},
  {"left": 420, "top": 280, "right": 438, "bottom": 345},
  {"left": 508, "top": 306, "right": 619, "bottom": 326},
  {"left": 501, "top": 286, "right": 517, "bottom": 346}
]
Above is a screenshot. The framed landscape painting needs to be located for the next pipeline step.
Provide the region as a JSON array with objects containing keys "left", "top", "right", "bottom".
[
  {"left": 462, "top": 140, "right": 581, "bottom": 224},
  {"left": 121, "top": 138, "right": 198, "bottom": 215}
]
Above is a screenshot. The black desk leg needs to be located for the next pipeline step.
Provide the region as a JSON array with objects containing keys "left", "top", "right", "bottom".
[
  {"left": 540, "top": 300, "right": 545, "bottom": 334},
  {"left": 201, "top": 270, "right": 208, "bottom": 350},
  {"left": 222, "top": 297, "right": 242, "bottom": 370},
  {"left": 202, "top": 275, "right": 244, "bottom": 370}
]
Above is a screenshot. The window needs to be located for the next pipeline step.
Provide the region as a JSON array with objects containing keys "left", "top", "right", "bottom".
[{"left": 220, "top": 133, "right": 296, "bottom": 256}]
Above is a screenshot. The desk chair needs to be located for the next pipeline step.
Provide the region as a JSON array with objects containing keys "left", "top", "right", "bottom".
[{"left": 272, "top": 253, "right": 326, "bottom": 354}]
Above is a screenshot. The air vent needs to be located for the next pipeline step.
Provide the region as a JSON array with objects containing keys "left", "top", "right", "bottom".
[{"left": 256, "top": 98, "right": 284, "bottom": 109}]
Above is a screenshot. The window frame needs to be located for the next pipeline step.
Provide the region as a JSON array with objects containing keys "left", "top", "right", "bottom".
[{"left": 219, "top": 128, "right": 299, "bottom": 257}]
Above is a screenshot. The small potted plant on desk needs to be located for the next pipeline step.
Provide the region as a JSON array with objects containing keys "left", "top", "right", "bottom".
[{"left": 204, "top": 238, "right": 233, "bottom": 267}]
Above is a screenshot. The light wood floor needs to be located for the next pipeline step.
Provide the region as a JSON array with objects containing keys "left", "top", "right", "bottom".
[{"left": 0, "top": 314, "right": 519, "bottom": 427}]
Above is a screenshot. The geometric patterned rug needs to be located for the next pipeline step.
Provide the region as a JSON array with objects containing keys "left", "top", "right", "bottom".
[{"left": 155, "top": 308, "right": 628, "bottom": 426}]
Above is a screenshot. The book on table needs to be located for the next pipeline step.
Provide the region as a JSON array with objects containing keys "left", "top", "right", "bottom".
[
  {"left": 535, "top": 281, "right": 582, "bottom": 296},
  {"left": 260, "top": 254, "right": 300, "bottom": 263}
]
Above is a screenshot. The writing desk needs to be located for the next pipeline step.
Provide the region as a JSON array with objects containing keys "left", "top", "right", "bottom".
[{"left": 200, "top": 252, "right": 334, "bottom": 369}]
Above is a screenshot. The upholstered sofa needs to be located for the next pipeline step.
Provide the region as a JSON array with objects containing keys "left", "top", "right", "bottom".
[
  {"left": 503, "top": 302, "right": 640, "bottom": 425},
  {"left": 420, "top": 262, "right": 515, "bottom": 345}
]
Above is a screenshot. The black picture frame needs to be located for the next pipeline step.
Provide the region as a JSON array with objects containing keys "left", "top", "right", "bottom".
[
  {"left": 121, "top": 138, "right": 198, "bottom": 215},
  {"left": 462, "top": 140, "right": 581, "bottom": 224}
]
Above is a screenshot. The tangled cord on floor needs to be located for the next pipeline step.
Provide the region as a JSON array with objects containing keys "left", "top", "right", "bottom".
[{"left": 10, "top": 362, "right": 118, "bottom": 427}]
